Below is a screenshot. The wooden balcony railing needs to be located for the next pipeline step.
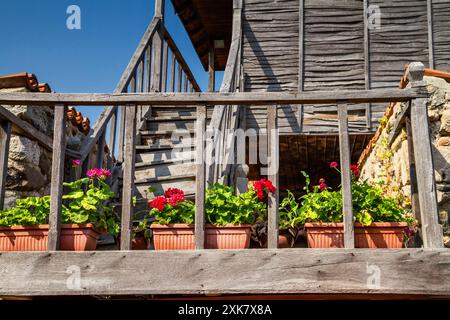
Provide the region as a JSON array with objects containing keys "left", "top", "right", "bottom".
[
  {"left": 0, "top": 61, "right": 443, "bottom": 252},
  {"left": 1, "top": 63, "right": 449, "bottom": 296}
]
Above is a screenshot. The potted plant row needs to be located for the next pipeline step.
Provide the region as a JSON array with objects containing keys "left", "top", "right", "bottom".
[
  {"left": 278, "top": 162, "right": 416, "bottom": 248},
  {"left": 149, "top": 179, "right": 275, "bottom": 250},
  {"left": 0, "top": 164, "right": 119, "bottom": 251}
]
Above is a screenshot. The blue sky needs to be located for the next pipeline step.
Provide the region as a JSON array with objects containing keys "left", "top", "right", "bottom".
[{"left": 0, "top": 0, "right": 222, "bottom": 122}]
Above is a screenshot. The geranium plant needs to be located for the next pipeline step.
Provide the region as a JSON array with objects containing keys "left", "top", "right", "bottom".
[
  {"left": 0, "top": 166, "right": 119, "bottom": 235},
  {"left": 280, "top": 162, "right": 415, "bottom": 227},
  {"left": 149, "top": 179, "right": 275, "bottom": 226}
]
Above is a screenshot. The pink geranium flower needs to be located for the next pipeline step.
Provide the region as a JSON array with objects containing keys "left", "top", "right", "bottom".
[
  {"left": 72, "top": 159, "right": 81, "bottom": 166},
  {"left": 330, "top": 161, "right": 339, "bottom": 168}
]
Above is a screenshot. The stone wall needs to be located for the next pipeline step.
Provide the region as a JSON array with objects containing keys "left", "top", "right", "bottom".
[
  {"left": 1, "top": 85, "right": 109, "bottom": 209},
  {"left": 359, "top": 76, "right": 450, "bottom": 247}
]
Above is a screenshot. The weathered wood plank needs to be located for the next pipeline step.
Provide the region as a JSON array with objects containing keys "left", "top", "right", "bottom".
[
  {"left": 338, "top": 103, "right": 354, "bottom": 249},
  {"left": 120, "top": 105, "right": 137, "bottom": 250},
  {"left": 108, "top": 108, "right": 117, "bottom": 159},
  {"left": 267, "top": 105, "right": 279, "bottom": 249},
  {"left": 0, "top": 249, "right": 449, "bottom": 296},
  {"left": 48, "top": 104, "right": 67, "bottom": 251},
  {"left": 209, "top": 47, "right": 215, "bottom": 92},
  {"left": 0, "top": 88, "right": 426, "bottom": 106},
  {"left": 0, "top": 120, "right": 11, "bottom": 209},
  {"left": 388, "top": 103, "right": 410, "bottom": 146},
  {"left": 408, "top": 62, "right": 443, "bottom": 248},
  {"left": 195, "top": 106, "right": 206, "bottom": 249},
  {"left": 427, "top": 0, "right": 435, "bottom": 69}
]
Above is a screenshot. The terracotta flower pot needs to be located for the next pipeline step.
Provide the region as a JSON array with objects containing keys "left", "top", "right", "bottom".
[
  {"left": 117, "top": 234, "right": 149, "bottom": 250},
  {"left": 151, "top": 224, "right": 252, "bottom": 250},
  {"left": 304, "top": 222, "right": 408, "bottom": 248},
  {"left": 278, "top": 233, "right": 291, "bottom": 248},
  {"left": 0, "top": 224, "right": 99, "bottom": 251}
]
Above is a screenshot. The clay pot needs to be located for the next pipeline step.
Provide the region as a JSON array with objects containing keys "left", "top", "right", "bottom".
[
  {"left": 116, "top": 233, "right": 149, "bottom": 250},
  {"left": 0, "top": 224, "right": 99, "bottom": 251},
  {"left": 304, "top": 222, "right": 408, "bottom": 248},
  {"left": 278, "top": 233, "right": 291, "bottom": 248},
  {"left": 150, "top": 224, "right": 252, "bottom": 250}
]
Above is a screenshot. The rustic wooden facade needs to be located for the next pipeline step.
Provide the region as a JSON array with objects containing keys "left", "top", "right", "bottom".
[
  {"left": 0, "top": 0, "right": 449, "bottom": 298},
  {"left": 242, "top": 0, "right": 450, "bottom": 134}
]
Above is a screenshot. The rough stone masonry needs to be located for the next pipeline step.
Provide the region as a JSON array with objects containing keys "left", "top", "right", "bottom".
[{"left": 359, "top": 75, "right": 450, "bottom": 247}]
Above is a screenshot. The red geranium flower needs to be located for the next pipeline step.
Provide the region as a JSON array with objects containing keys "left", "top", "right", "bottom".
[
  {"left": 252, "top": 178, "right": 276, "bottom": 201},
  {"left": 319, "top": 183, "right": 328, "bottom": 191},
  {"left": 165, "top": 188, "right": 184, "bottom": 198},
  {"left": 168, "top": 193, "right": 185, "bottom": 207},
  {"left": 150, "top": 196, "right": 167, "bottom": 212}
]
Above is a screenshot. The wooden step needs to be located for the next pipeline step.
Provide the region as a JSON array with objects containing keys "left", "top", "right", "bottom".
[
  {"left": 135, "top": 162, "right": 196, "bottom": 180},
  {"left": 151, "top": 106, "right": 214, "bottom": 118},
  {"left": 133, "top": 174, "right": 196, "bottom": 200},
  {"left": 146, "top": 120, "right": 195, "bottom": 132},
  {"left": 139, "top": 130, "right": 194, "bottom": 147},
  {"left": 135, "top": 148, "right": 195, "bottom": 163}
]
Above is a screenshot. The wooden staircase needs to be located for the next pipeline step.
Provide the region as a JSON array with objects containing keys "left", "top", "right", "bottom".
[{"left": 127, "top": 106, "right": 213, "bottom": 213}]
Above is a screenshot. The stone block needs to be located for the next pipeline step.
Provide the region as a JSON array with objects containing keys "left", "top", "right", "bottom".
[{"left": 8, "top": 135, "right": 41, "bottom": 164}]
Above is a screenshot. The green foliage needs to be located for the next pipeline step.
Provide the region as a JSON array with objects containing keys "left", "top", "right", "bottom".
[
  {"left": 280, "top": 171, "right": 413, "bottom": 227},
  {"left": 0, "top": 196, "right": 51, "bottom": 226},
  {"left": 150, "top": 200, "right": 195, "bottom": 225},
  {"left": 0, "top": 175, "right": 119, "bottom": 235},
  {"left": 62, "top": 177, "right": 119, "bottom": 235},
  {"left": 149, "top": 184, "right": 268, "bottom": 226},
  {"left": 205, "top": 184, "right": 266, "bottom": 225}
]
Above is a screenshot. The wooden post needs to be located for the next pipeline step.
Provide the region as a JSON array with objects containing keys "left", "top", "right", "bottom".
[
  {"left": 338, "top": 103, "right": 354, "bottom": 249},
  {"left": 118, "top": 105, "right": 126, "bottom": 163},
  {"left": 195, "top": 105, "right": 206, "bottom": 250},
  {"left": 408, "top": 62, "right": 443, "bottom": 248},
  {"left": 151, "top": 0, "right": 164, "bottom": 92},
  {"left": 121, "top": 105, "right": 137, "bottom": 250},
  {"left": 109, "top": 108, "right": 117, "bottom": 159},
  {"left": 364, "top": 0, "right": 372, "bottom": 130},
  {"left": 427, "top": 0, "right": 435, "bottom": 69},
  {"left": 267, "top": 105, "right": 279, "bottom": 249},
  {"left": 0, "top": 121, "right": 11, "bottom": 209},
  {"left": 209, "top": 47, "right": 215, "bottom": 92},
  {"left": 48, "top": 104, "right": 67, "bottom": 251},
  {"left": 96, "top": 131, "right": 105, "bottom": 169}
]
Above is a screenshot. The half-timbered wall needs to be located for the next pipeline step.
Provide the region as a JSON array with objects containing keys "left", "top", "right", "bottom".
[{"left": 242, "top": 0, "right": 450, "bottom": 133}]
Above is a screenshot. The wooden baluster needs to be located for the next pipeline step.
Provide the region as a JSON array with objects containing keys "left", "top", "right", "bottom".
[
  {"left": 408, "top": 62, "right": 443, "bottom": 248},
  {"left": 48, "top": 104, "right": 67, "bottom": 251},
  {"left": 170, "top": 52, "right": 176, "bottom": 92},
  {"left": 184, "top": 73, "right": 188, "bottom": 92},
  {"left": 267, "top": 105, "right": 279, "bottom": 249},
  {"left": 146, "top": 46, "right": 152, "bottom": 92},
  {"left": 109, "top": 108, "right": 118, "bottom": 159},
  {"left": 177, "top": 64, "right": 182, "bottom": 92},
  {"left": 120, "top": 104, "right": 137, "bottom": 250},
  {"left": 195, "top": 105, "right": 207, "bottom": 249},
  {"left": 0, "top": 120, "right": 11, "bottom": 210},
  {"left": 338, "top": 102, "right": 354, "bottom": 248},
  {"left": 162, "top": 41, "right": 169, "bottom": 92},
  {"left": 96, "top": 131, "right": 106, "bottom": 169}
]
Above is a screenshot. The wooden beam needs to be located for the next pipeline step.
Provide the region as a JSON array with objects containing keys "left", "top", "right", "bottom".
[
  {"left": 427, "top": 0, "right": 435, "bottom": 69},
  {"left": 388, "top": 104, "right": 410, "bottom": 146},
  {"left": 0, "top": 120, "right": 11, "bottom": 209},
  {"left": 267, "top": 106, "right": 279, "bottom": 249},
  {"left": 151, "top": 26, "right": 163, "bottom": 92},
  {"left": 1, "top": 249, "right": 450, "bottom": 296},
  {"left": 408, "top": 62, "right": 443, "bottom": 248},
  {"left": 0, "top": 106, "right": 78, "bottom": 159},
  {"left": 208, "top": 47, "right": 215, "bottom": 92},
  {"left": 120, "top": 105, "right": 137, "bottom": 250},
  {"left": 195, "top": 105, "right": 206, "bottom": 249},
  {"left": 48, "top": 104, "right": 67, "bottom": 251},
  {"left": 170, "top": 52, "right": 176, "bottom": 92},
  {"left": 0, "top": 88, "right": 427, "bottom": 106},
  {"left": 338, "top": 103, "right": 354, "bottom": 249},
  {"left": 95, "top": 131, "right": 105, "bottom": 168},
  {"left": 154, "top": 0, "right": 165, "bottom": 19}
]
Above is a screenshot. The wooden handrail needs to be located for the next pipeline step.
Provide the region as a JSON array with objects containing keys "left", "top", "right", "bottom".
[
  {"left": 0, "top": 88, "right": 428, "bottom": 106},
  {"left": 161, "top": 25, "right": 201, "bottom": 92}
]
